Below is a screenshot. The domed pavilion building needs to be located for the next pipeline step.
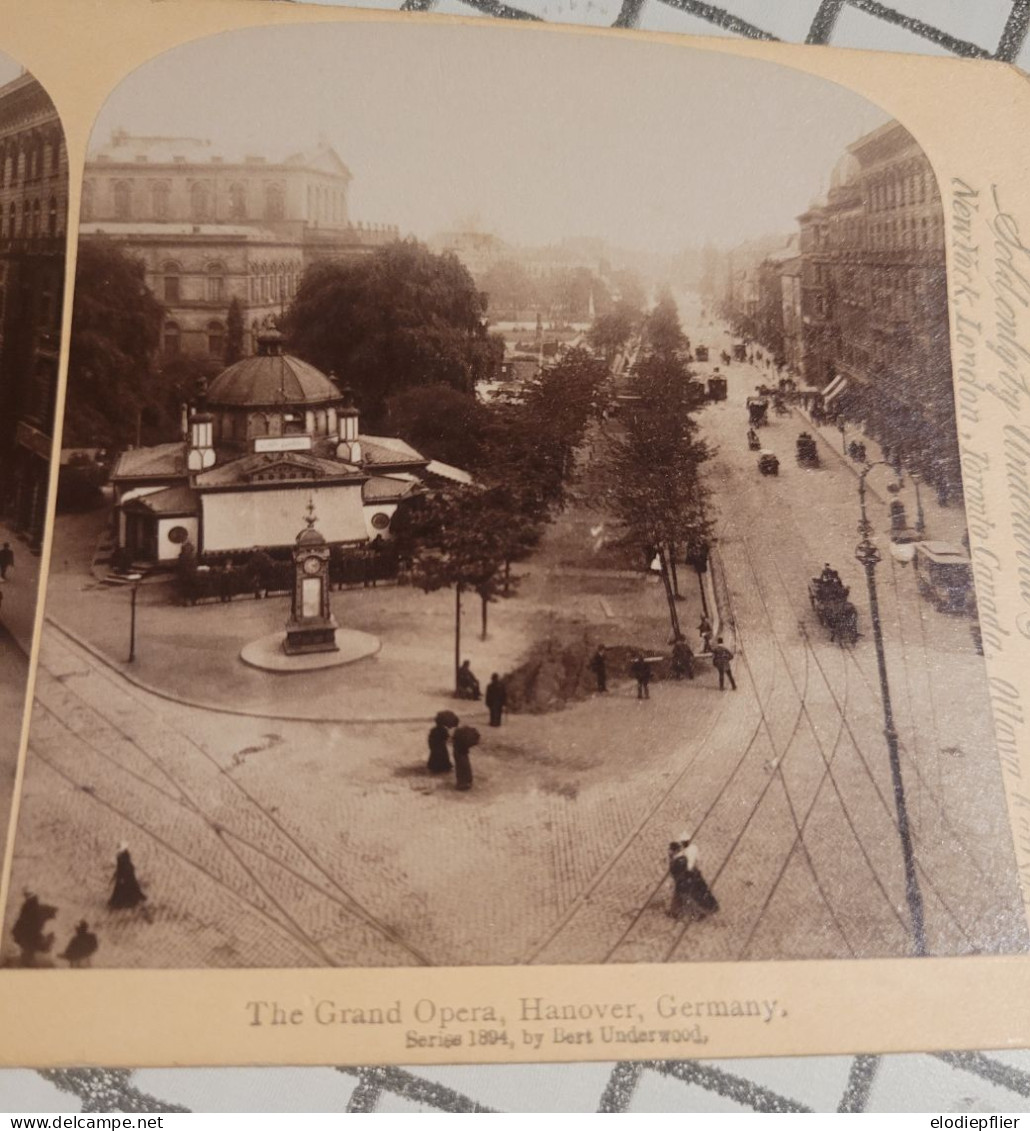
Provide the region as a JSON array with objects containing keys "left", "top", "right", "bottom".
[{"left": 111, "top": 332, "right": 466, "bottom": 563}]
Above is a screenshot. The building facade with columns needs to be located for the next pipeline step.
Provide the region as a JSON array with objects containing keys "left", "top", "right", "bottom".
[
  {"left": 0, "top": 72, "right": 67, "bottom": 551},
  {"left": 81, "top": 132, "right": 399, "bottom": 364}
]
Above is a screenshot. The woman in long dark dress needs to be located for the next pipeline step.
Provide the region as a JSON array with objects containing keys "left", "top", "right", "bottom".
[
  {"left": 452, "top": 726, "right": 480, "bottom": 792},
  {"left": 109, "top": 845, "right": 147, "bottom": 910},
  {"left": 427, "top": 723, "right": 452, "bottom": 773}
]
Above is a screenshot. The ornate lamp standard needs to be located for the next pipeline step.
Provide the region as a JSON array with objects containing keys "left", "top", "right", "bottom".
[{"left": 856, "top": 461, "right": 928, "bottom": 956}]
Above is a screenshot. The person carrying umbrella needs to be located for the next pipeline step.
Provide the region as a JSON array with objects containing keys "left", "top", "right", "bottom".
[{"left": 452, "top": 725, "right": 481, "bottom": 792}]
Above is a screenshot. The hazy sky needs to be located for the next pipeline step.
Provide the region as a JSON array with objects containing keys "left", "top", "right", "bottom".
[{"left": 91, "top": 22, "right": 890, "bottom": 252}]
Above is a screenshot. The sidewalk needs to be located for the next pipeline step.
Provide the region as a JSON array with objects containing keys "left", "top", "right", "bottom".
[
  {"left": 793, "top": 406, "right": 970, "bottom": 549},
  {"left": 0, "top": 520, "right": 43, "bottom": 656}
]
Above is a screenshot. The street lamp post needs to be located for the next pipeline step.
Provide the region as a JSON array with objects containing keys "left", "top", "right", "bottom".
[
  {"left": 838, "top": 417, "right": 847, "bottom": 456},
  {"left": 856, "top": 464, "right": 927, "bottom": 956},
  {"left": 126, "top": 573, "right": 143, "bottom": 663},
  {"left": 910, "top": 471, "right": 926, "bottom": 536}
]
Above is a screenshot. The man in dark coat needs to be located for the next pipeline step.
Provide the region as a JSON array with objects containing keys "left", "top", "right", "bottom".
[
  {"left": 485, "top": 673, "right": 506, "bottom": 727},
  {"left": 0, "top": 542, "right": 13, "bottom": 580},
  {"left": 671, "top": 636, "right": 694, "bottom": 680},
  {"left": 630, "top": 653, "right": 651, "bottom": 700},
  {"left": 109, "top": 844, "right": 147, "bottom": 909},
  {"left": 711, "top": 638, "right": 737, "bottom": 691},
  {"left": 426, "top": 722, "right": 453, "bottom": 773}
]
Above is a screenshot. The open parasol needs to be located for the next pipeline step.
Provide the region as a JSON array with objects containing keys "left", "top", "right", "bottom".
[
  {"left": 435, "top": 710, "right": 460, "bottom": 728},
  {"left": 453, "top": 725, "right": 481, "bottom": 748}
]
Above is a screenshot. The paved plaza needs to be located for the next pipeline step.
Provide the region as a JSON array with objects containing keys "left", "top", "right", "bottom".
[{"left": 4, "top": 299, "right": 1026, "bottom": 971}]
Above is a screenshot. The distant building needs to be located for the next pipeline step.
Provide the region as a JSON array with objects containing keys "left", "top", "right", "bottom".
[
  {"left": 81, "top": 132, "right": 399, "bottom": 362},
  {"left": 0, "top": 72, "right": 67, "bottom": 551},
  {"left": 791, "top": 120, "right": 954, "bottom": 496},
  {"left": 110, "top": 332, "right": 457, "bottom": 565}
]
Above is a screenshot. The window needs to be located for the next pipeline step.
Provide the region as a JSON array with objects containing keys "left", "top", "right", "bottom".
[
  {"left": 81, "top": 180, "right": 93, "bottom": 222},
  {"left": 31, "top": 199, "right": 40, "bottom": 237},
  {"left": 162, "top": 262, "right": 181, "bottom": 303},
  {"left": 207, "top": 320, "right": 226, "bottom": 359},
  {"left": 206, "top": 262, "right": 226, "bottom": 303},
  {"left": 191, "top": 181, "right": 212, "bottom": 221},
  {"left": 48, "top": 196, "right": 57, "bottom": 237},
  {"left": 163, "top": 322, "right": 181, "bottom": 356},
  {"left": 113, "top": 180, "right": 131, "bottom": 220},
  {"left": 229, "top": 182, "right": 247, "bottom": 220},
  {"left": 265, "top": 184, "right": 284, "bottom": 221},
  {"left": 152, "top": 181, "right": 170, "bottom": 220}
]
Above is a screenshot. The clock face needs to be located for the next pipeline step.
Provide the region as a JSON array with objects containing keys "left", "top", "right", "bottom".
[{"left": 302, "top": 556, "right": 322, "bottom": 576}]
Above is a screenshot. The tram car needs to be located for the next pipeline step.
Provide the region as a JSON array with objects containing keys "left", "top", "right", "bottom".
[
  {"left": 796, "top": 432, "right": 819, "bottom": 465},
  {"left": 733, "top": 342, "right": 747, "bottom": 362},
  {"left": 912, "top": 541, "right": 975, "bottom": 614},
  {"left": 808, "top": 571, "right": 859, "bottom": 645},
  {"left": 707, "top": 374, "right": 728, "bottom": 401}
]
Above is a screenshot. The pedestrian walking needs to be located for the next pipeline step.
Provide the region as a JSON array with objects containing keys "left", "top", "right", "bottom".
[
  {"left": 452, "top": 725, "right": 480, "bottom": 792},
  {"left": 698, "top": 613, "right": 713, "bottom": 653},
  {"left": 11, "top": 892, "right": 56, "bottom": 967},
  {"left": 630, "top": 652, "right": 652, "bottom": 700},
  {"left": 485, "top": 673, "right": 507, "bottom": 727},
  {"left": 668, "top": 834, "right": 718, "bottom": 921},
  {"left": 0, "top": 541, "right": 13, "bottom": 580},
  {"left": 589, "top": 644, "right": 608, "bottom": 693},
  {"left": 60, "top": 921, "right": 99, "bottom": 968},
  {"left": 109, "top": 844, "right": 147, "bottom": 910},
  {"left": 711, "top": 637, "right": 736, "bottom": 691},
  {"left": 671, "top": 636, "right": 694, "bottom": 680},
  {"left": 427, "top": 713, "right": 455, "bottom": 774}
]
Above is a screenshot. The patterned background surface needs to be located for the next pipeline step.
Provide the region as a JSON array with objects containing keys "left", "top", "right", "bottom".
[{"left": 4, "top": 0, "right": 1030, "bottom": 1113}]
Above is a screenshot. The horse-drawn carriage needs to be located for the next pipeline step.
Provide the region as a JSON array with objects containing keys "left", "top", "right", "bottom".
[
  {"left": 808, "top": 570, "right": 859, "bottom": 645},
  {"left": 733, "top": 342, "right": 747, "bottom": 362},
  {"left": 694, "top": 345, "right": 709, "bottom": 362},
  {"left": 758, "top": 450, "right": 779, "bottom": 476},
  {"left": 747, "top": 397, "right": 769, "bottom": 427},
  {"left": 796, "top": 432, "right": 819, "bottom": 466}
]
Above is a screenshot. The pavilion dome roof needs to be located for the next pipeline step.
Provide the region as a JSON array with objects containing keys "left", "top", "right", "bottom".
[{"left": 206, "top": 346, "right": 341, "bottom": 409}]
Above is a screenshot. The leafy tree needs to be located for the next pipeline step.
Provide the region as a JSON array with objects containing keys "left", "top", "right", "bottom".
[
  {"left": 480, "top": 259, "right": 535, "bottom": 321},
  {"left": 393, "top": 484, "right": 517, "bottom": 691},
  {"left": 588, "top": 301, "right": 640, "bottom": 364},
  {"left": 644, "top": 290, "right": 689, "bottom": 357},
  {"left": 599, "top": 351, "right": 713, "bottom": 640},
  {"left": 384, "top": 383, "right": 485, "bottom": 470},
  {"left": 283, "top": 239, "right": 504, "bottom": 428},
  {"left": 225, "top": 296, "right": 245, "bottom": 365},
  {"left": 63, "top": 239, "right": 165, "bottom": 447}
]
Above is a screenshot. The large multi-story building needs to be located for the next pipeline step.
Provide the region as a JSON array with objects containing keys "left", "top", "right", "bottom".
[
  {"left": 81, "top": 131, "right": 399, "bottom": 363},
  {"left": 787, "top": 121, "right": 954, "bottom": 499},
  {"left": 0, "top": 72, "right": 67, "bottom": 552}
]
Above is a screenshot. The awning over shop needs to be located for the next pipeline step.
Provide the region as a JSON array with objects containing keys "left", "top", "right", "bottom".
[{"left": 822, "top": 375, "right": 849, "bottom": 406}]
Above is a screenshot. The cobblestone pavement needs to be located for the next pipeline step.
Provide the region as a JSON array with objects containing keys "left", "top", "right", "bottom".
[{"left": 5, "top": 303, "right": 1025, "bottom": 969}]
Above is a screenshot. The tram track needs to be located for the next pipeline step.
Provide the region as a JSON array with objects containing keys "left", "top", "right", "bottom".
[{"left": 25, "top": 623, "right": 433, "bottom": 967}]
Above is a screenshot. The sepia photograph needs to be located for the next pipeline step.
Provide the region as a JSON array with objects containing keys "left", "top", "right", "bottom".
[
  {"left": 0, "top": 50, "right": 66, "bottom": 863},
  {"left": 3, "top": 16, "right": 1026, "bottom": 988}
]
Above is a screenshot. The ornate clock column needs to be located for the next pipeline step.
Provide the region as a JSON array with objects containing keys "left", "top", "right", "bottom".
[{"left": 284, "top": 500, "right": 339, "bottom": 655}]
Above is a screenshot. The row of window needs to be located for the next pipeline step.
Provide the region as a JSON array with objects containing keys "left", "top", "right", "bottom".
[
  {"left": 0, "top": 132, "right": 64, "bottom": 188},
  {"left": 0, "top": 195, "right": 63, "bottom": 239},
  {"left": 867, "top": 169, "right": 935, "bottom": 212},
  {"left": 83, "top": 179, "right": 287, "bottom": 223},
  {"left": 808, "top": 211, "right": 944, "bottom": 254},
  {"left": 156, "top": 261, "right": 302, "bottom": 306},
  {"left": 163, "top": 320, "right": 224, "bottom": 357}
]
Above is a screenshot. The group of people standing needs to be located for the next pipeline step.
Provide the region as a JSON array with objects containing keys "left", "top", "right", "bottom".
[
  {"left": 427, "top": 662, "right": 511, "bottom": 792},
  {"left": 587, "top": 615, "right": 737, "bottom": 700}
]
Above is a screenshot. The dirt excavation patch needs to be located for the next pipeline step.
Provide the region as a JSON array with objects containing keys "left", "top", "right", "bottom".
[{"left": 503, "top": 630, "right": 682, "bottom": 714}]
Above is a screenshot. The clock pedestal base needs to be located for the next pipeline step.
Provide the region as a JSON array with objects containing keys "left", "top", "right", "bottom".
[
  {"left": 283, "top": 618, "right": 339, "bottom": 656},
  {"left": 241, "top": 627, "right": 380, "bottom": 673}
]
